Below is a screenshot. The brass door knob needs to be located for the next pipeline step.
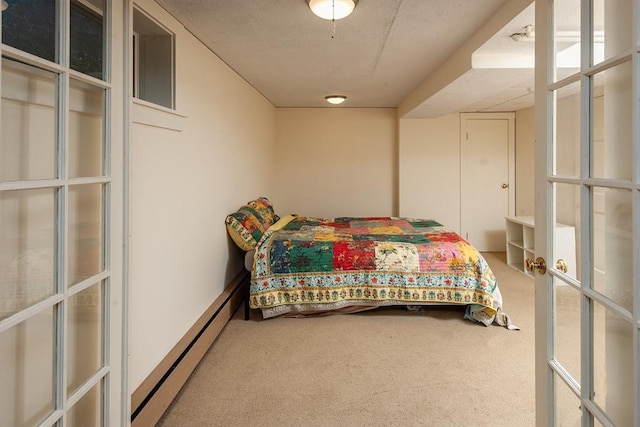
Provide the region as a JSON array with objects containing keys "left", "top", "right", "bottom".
[
  {"left": 525, "top": 257, "right": 547, "bottom": 274},
  {"left": 501, "top": 183, "right": 509, "bottom": 189},
  {"left": 556, "top": 259, "right": 568, "bottom": 273}
]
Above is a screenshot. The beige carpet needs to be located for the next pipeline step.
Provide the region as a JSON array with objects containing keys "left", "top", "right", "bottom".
[{"left": 158, "top": 252, "right": 535, "bottom": 427}]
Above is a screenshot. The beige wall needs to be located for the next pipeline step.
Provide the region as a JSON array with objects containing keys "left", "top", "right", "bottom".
[
  {"left": 129, "top": 0, "right": 276, "bottom": 390},
  {"left": 398, "top": 114, "right": 461, "bottom": 232},
  {"left": 273, "top": 108, "right": 398, "bottom": 218},
  {"left": 515, "top": 107, "right": 535, "bottom": 216}
]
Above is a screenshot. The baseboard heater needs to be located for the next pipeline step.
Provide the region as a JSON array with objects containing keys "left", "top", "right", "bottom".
[{"left": 131, "top": 270, "right": 249, "bottom": 426}]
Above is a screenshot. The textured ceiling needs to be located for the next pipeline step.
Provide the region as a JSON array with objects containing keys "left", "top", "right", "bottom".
[{"left": 155, "top": 0, "right": 538, "bottom": 117}]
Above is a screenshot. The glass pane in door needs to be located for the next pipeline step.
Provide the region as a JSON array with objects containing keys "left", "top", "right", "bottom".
[
  {"left": 554, "top": 0, "right": 580, "bottom": 81},
  {"left": 591, "top": 62, "right": 632, "bottom": 181},
  {"left": 68, "top": 184, "right": 103, "bottom": 287},
  {"left": 554, "top": 371, "right": 582, "bottom": 426},
  {"left": 0, "top": 188, "right": 56, "bottom": 320},
  {"left": 1, "top": 59, "right": 57, "bottom": 182},
  {"left": 70, "top": 0, "right": 104, "bottom": 80},
  {"left": 67, "top": 381, "right": 102, "bottom": 427},
  {"left": 1, "top": 0, "right": 56, "bottom": 63},
  {"left": 592, "top": 0, "right": 632, "bottom": 66},
  {"left": 553, "top": 282, "right": 581, "bottom": 383},
  {"left": 69, "top": 79, "right": 105, "bottom": 178},
  {"left": 67, "top": 282, "right": 103, "bottom": 395},
  {"left": 591, "top": 187, "right": 632, "bottom": 312},
  {"left": 553, "top": 183, "right": 580, "bottom": 282},
  {"left": 554, "top": 81, "right": 581, "bottom": 177},
  {"left": 592, "top": 301, "right": 633, "bottom": 426},
  {"left": 0, "top": 307, "right": 54, "bottom": 427}
]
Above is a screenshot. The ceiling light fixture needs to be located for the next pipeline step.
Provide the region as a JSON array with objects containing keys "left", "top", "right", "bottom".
[
  {"left": 308, "top": 0, "right": 357, "bottom": 21},
  {"left": 325, "top": 95, "right": 347, "bottom": 105},
  {"left": 511, "top": 24, "right": 535, "bottom": 42}
]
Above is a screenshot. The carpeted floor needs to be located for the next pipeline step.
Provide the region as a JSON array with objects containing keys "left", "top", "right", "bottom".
[{"left": 158, "top": 252, "right": 535, "bottom": 427}]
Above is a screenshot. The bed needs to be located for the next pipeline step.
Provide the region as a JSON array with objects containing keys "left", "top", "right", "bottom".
[{"left": 226, "top": 198, "right": 516, "bottom": 329}]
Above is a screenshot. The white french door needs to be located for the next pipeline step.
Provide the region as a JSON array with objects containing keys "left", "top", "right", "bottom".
[
  {"left": 535, "top": 0, "right": 639, "bottom": 425},
  {"left": 0, "top": 1, "right": 126, "bottom": 425}
]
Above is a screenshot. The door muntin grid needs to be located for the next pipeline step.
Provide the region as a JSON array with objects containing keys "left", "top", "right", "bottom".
[
  {"left": 0, "top": 0, "right": 110, "bottom": 425},
  {"left": 545, "top": 0, "right": 638, "bottom": 425}
]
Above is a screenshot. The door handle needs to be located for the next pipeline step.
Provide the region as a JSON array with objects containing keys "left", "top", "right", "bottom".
[
  {"left": 525, "top": 257, "right": 547, "bottom": 274},
  {"left": 501, "top": 183, "right": 509, "bottom": 189},
  {"left": 556, "top": 259, "right": 568, "bottom": 273}
]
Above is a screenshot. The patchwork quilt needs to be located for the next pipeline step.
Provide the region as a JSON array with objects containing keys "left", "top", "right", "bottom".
[{"left": 250, "top": 216, "right": 504, "bottom": 325}]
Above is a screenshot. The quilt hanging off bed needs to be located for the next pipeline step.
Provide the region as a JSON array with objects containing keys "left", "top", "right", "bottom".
[{"left": 250, "top": 216, "right": 512, "bottom": 327}]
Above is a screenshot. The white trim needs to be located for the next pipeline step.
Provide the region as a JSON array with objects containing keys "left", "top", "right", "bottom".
[
  {"left": 66, "top": 366, "right": 110, "bottom": 409},
  {"left": 132, "top": 31, "right": 140, "bottom": 98},
  {"left": 0, "top": 294, "right": 64, "bottom": 333},
  {"left": 69, "top": 69, "right": 111, "bottom": 90},
  {"left": 131, "top": 4, "right": 176, "bottom": 110},
  {"left": 121, "top": 1, "right": 132, "bottom": 424},
  {"left": 67, "top": 271, "right": 111, "bottom": 297},
  {"left": 534, "top": 0, "right": 551, "bottom": 424},
  {"left": 0, "top": 179, "right": 64, "bottom": 191},
  {"left": 131, "top": 97, "right": 185, "bottom": 118},
  {"left": 131, "top": 98, "right": 186, "bottom": 131},
  {"left": 73, "top": 0, "right": 103, "bottom": 17},
  {"left": 68, "top": 176, "right": 112, "bottom": 185},
  {"left": 0, "top": 45, "right": 66, "bottom": 73},
  {"left": 40, "top": 410, "right": 64, "bottom": 427},
  {"left": 0, "top": 178, "right": 111, "bottom": 192}
]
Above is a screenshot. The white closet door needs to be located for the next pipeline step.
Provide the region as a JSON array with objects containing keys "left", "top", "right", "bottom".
[{"left": 460, "top": 113, "right": 515, "bottom": 251}]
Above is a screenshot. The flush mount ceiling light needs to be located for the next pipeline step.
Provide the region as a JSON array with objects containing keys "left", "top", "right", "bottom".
[
  {"left": 308, "top": 0, "right": 357, "bottom": 20},
  {"left": 510, "top": 24, "right": 535, "bottom": 42},
  {"left": 325, "top": 95, "right": 347, "bottom": 105}
]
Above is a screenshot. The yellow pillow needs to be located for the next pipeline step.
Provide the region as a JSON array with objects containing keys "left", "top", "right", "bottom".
[
  {"left": 254, "top": 214, "right": 298, "bottom": 247},
  {"left": 225, "top": 197, "right": 279, "bottom": 251}
]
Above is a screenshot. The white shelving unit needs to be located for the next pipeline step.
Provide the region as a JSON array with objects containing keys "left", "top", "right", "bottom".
[
  {"left": 505, "top": 216, "right": 535, "bottom": 277},
  {"left": 505, "top": 216, "right": 577, "bottom": 279}
]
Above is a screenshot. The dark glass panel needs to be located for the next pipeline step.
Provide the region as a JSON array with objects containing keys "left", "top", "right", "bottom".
[
  {"left": 2, "top": 0, "right": 56, "bottom": 62},
  {"left": 70, "top": 0, "right": 104, "bottom": 79}
]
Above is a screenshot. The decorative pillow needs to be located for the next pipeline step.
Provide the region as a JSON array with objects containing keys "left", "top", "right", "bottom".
[
  {"left": 254, "top": 214, "right": 298, "bottom": 248},
  {"left": 225, "top": 197, "right": 279, "bottom": 251}
]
